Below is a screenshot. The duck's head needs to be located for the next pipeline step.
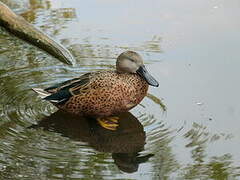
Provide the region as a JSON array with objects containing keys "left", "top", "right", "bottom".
[{"left": 116, "top": 51, "right": 159, "bottom": 87}]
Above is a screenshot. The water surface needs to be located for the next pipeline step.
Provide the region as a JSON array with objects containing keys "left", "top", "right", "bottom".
[{"left": 0, "top": 0, "right": 240, "bottom": 179}]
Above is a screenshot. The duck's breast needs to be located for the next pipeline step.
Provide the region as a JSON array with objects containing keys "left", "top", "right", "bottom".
[{"left": 112, "top": 73, "right": 149, "bottom": 112}]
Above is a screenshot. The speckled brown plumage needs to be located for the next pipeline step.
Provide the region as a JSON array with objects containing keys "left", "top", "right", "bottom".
[{"left": 45, "top": 71, "right": 148, "bottom": 117}]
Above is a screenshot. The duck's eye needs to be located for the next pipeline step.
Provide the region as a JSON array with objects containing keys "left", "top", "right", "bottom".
[{"left": 128, "top": 58, "right": 135, "bottom": 62}]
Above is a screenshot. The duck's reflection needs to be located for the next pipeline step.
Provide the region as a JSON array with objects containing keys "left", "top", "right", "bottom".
[{"left": 31, "top": 110, "right": 153, "bottom": 173}]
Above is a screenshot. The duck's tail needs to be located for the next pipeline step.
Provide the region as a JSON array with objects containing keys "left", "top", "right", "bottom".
[{"left": 32, "top": 88, "right": 51, "bottom": 99}]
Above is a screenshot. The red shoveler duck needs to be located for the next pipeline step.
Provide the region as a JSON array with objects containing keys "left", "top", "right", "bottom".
[{"left": 33, "top": 51, "right": 159, "bottom": 130}]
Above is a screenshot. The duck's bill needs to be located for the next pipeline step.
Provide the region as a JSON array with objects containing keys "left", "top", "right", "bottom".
[{"left": 136, "top": 65, "right": 159, "bottom": 87}]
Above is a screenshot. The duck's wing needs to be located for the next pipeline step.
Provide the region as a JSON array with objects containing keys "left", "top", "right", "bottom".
[{"left": 43, "top": 72, "right": 93, "bottom": 104}]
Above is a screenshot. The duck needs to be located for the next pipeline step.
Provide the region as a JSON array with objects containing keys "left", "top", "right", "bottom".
[{"left": 32, "top": 51, "right": 159, "bottom": 130}]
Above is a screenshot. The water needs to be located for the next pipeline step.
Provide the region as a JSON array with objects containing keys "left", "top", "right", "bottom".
[{"left": 0, "top": 0, "right": 240, "bottom": 179}]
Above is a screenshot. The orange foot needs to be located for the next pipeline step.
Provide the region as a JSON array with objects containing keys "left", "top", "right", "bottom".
[{"left": 97, "top": 116, "right": 119, "bottom": 130}]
